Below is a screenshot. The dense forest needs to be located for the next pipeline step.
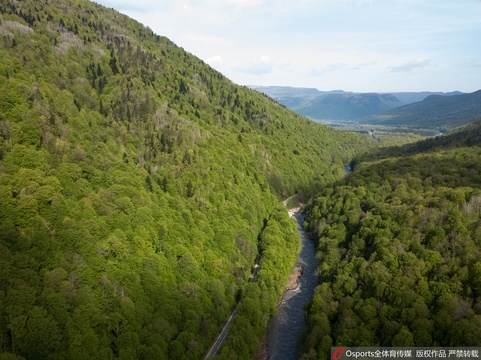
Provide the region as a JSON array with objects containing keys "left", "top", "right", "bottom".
[
  {"left": 0, "top": 0, "right": 374, "bottom": 359},
  {"left": 301, "top": 120, "right": 481, "bottom": 359},
  {"left": 214, "top": 204, "right": 301, "bottom": 359}
]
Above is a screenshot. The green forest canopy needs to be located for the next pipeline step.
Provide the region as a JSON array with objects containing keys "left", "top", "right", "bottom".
[
  {"left": 0, "top": 0, "right": 373, "bottom": 359},
  {"left": 301, "top": 120, "right": 481, "bottom": 359}
]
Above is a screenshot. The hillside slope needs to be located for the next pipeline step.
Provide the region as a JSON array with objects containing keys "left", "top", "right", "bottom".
[
  {"left": 360, "top": 90, "right": 481, "bottom": 130},
  {"left": 301, "top": 120, "right": 481, "bottom": 358},
  {"left": 295, "top": 93, "right": 403, "bottom": 121},
  {"left": 390, "top": 91, "right": 462, "bottom": 104},
  {"left": 250, "top": 87, "right": 404, "bottom": 121},
  {"left": 353, "top": 119, "right": 481, "bottom": 164},
  {"left": 249, "top": 86, "right": 464, "bottom": 122},
  {"left": 0, "top": 0, "right": 373, "bottom": 359}
]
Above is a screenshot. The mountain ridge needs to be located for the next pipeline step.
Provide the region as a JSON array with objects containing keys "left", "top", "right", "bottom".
[
  {"left": 0, "top": 1, "right": 373, "bottom": 359},
  {"left": 249, "top": 85, "right": 464, "bottom": 122},
  {"left": 359, "top": 89, "right": 481, "bottom": 130},
  {"left": 294, "top": 92, "right": 404, "bottom": 121}
]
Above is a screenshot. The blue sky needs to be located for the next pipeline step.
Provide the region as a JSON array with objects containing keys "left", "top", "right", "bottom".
[{"left": 94, "top": 0, "right": 481, "bottom": 93}]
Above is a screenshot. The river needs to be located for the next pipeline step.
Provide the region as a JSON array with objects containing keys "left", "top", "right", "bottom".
[{"left": 267, "top": 211, "right": 318, "bottom": 360}]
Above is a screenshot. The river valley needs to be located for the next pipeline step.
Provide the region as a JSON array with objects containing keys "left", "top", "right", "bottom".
[{"left": 267, "top": 211, "right": 319, "bottom": 360}]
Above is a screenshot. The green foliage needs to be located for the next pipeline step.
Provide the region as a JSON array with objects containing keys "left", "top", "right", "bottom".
[
  {"left": 353, "top": 119, "right": 481, "bottom": 165},
  {"left": 0, "top": 0, "right": 372, "bottom": 359},
  {"left": 215, "top": 204, "right": 300, "bottom": 359},
  {"left": 302, "top": 127, "right": 481, "bottom": 357}
]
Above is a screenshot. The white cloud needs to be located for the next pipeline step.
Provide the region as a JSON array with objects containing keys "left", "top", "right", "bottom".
[
  {"left": 206, "top": 56, "right": 224, "bottom": 66},
  {"left": 228, "top": 0, "right": 261, "bottom": 4},
  {"left": 97, "top": 0, "right": 171, "bottom": 12},
  {"left": 182, "top": 31, "right": 227, "bottom": 46},
  {"left": 387, "top": 59, "right": 432, "bottom": 73},
  {"left": 322, "top": 63, "right": 348, "bottom": 73},
  {"left": 307, "top": 69, "right": 321, "bottom": 78},
  {"left": 234, "top": 55, "right": 274, "bottom": 75},
  {"left": 307, "top": 64, "right": 348, "bottom": 78},
  {"left": 225, "top": 0, "right": 263, "bottom": 8},
  {"left": 259, "top": 56, "right": 271, "bottom": 64},
  {"left": 202, "top": 0, "right": 263, "bottom": 11}
]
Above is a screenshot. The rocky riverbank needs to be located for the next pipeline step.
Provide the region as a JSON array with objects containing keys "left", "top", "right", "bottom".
[
  {"left": 285, "top": 206, "right": 304, "bottom": 292},
  {"left": 284, "top": 265, "right": 303, "bottom": 291},
  {"left": 257, "top": 204, "right": 311, "bottom": 360},
  {"left": 256, "top": 264, "right": 304, "bottom": 360}
]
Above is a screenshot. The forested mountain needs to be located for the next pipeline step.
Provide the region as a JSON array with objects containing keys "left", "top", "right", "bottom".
[
  {"left": 0, "top": 0, "right": 373, "bottom": 359},
  {"left": 390, "top": 91, "right": 462, "bottom": 105},
  {"left": 292, "top": 93, "right": 404, "bottom": 121},
  {"left": 301, "top": 120, "right": 481, "bottom": 358},
  {"left": 352, "top": 119, "right": 481, "bottom": 163},
  {"left": 249, "top": 87, "right": 404, "bottom": 121},
  {"left": 249, "top": 86, "right": 463, "bottom": 122},
  {"left": 360, "top": 90, "right": 481, "bottom": 130}
]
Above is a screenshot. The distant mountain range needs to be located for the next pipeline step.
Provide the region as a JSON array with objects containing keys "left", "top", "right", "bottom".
[
  {"left": 249, "top": 86, "right": 406, "bottom": 120},
  {"left": 359, "top": 90, "right": 481, "bottom": 130},
  {"left": 249, "top": 86, "right": 481, "bottom": 129},
  {"left": 250, "top": 86, "right": 462, "bottom": 105},
  {"left": 288, "top": 92, "right": 404, "bottom": 121}
]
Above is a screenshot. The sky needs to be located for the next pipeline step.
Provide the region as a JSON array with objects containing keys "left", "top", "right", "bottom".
[{"left": 94, "top": 0, "right": 481, "bottom": 93}]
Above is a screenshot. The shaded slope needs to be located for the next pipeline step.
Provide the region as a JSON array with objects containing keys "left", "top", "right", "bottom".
[{"left": 0, "top": 0, "right": 373, "bottom": 359}]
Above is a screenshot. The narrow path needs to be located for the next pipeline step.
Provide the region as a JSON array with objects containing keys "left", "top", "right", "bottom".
[
  {"left": 203, "top": 200, "right": 293, "bottom": 359},
  {"left": 203, "top": 307, "right": 238, "bottom": 359},
  {"left": 203, "top": 255, "right": 261, "bottom": 359}
]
